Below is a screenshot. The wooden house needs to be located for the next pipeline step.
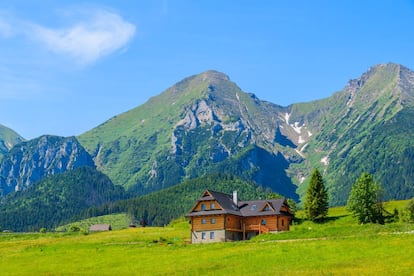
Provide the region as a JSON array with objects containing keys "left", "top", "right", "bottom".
[{"left": 186, "top": 190, "right": 293, "bottom": 243}]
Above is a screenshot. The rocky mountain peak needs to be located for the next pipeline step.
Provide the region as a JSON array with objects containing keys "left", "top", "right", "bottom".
[
  {"left": 342, "top": 63, "right": 408, "bottom": 110},
  {"left": 199, "top": 70, "right": 230, "bottom": 82},
  {"left": 345, "top": 63, "right": 399, "bottom": 92},
  {"left": 0, "top": 135, "right": 95, "bottom": 198}
]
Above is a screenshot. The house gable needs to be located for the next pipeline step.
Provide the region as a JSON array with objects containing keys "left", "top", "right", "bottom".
[
  {"left": 187, "top": 189, "right": 238, "bottom": 216},
  {"left": 193, "top": 200, "right": 223, "bottom": 212},
  {"left": 260, "top": 202, "right": 275, "bottom": 212}
]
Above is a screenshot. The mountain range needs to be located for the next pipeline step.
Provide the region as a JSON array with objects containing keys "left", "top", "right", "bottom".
[{"left": 1, "top": 62, "right": 414, "bottom": 230}]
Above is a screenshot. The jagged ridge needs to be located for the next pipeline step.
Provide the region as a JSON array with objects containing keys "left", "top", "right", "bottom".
[{"left": 0, "top": 135, "right": 95, "bottom": 198}]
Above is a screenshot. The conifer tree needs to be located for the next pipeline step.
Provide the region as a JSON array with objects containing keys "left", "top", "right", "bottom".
[
  {"left": 304, "top": 168, "right": 329, "bottom": 221},
  {"left": 346, "top": 172, "right": 384, "bottom": 224}
]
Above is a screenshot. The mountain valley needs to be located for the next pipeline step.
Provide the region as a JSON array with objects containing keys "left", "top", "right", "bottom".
[{"left": 1, "top": 63, "right": 414, "bottom": 229}]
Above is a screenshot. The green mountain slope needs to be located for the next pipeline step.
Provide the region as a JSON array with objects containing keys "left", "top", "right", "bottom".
[
  {"left": 0, "top": 124, "right": 24, "bottom": 158},
  {"left": 0, "top": 167, "right": 126, "bottom": 232},
  {"left": 78, "top": 64, "right": 414, "bottom": 205},
  {"left": 78, "top": 71, "right": 298, "bottom": 198},
  {"left": 290, "top": 63, "right": 414, "bottom": 204}
]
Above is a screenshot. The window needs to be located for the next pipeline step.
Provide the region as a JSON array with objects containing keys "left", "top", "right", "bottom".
[
  {"left": 202, "top": 232, "right": 206, "bottom": 240},
  {"left": 210, "top": 231, "right": 215, "bottom": 239},
  {"left": 211, "top": 218, "right": 216, "bottom": 224},
  {"left": 201, "top": 204, "right": 206, "bottom": 211},
  {"left": 250, "top": 204, "right": 257, "bottom": 211},
  {"left": 210, "top": 203, "right": 215, "bottom": 210},
  {"left": 264, "top": 205, "right": 270, "bottom": 211},
  {"left": 201, "top": 219, "right": 206, "bottom": 224},
  {"left": 261, "top": 219, "right": 267, "bottom": 225}
]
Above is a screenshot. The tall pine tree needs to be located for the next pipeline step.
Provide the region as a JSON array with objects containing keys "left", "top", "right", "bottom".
[{"left": 304, "top": 168, "right": 328, "bottom": 221}]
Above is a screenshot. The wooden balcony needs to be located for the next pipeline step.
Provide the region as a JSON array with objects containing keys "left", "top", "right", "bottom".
[{"left": 244, "top": 224, "right": 269, "bottom": 233}]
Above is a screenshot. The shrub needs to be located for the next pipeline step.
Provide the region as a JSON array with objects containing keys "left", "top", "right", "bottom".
[{"left": 69, "top": 225, "right": 81, "bottom": 232}]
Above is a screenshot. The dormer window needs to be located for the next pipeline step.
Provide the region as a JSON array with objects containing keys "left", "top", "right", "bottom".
[
  {"left": 250, "top": 204, "right": 257, "bottom": 211},
  {"left": 264, "top": 205, "right": 270, "bottom": 211}
]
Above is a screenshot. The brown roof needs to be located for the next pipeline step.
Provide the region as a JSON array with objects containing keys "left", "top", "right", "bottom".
[
  {"left": 89, "top": 224, "right": 112, "bottom": 231},
  {"left": 186, "top": 190, "right": 291, "bottom": 217},
  {"left": 238, "top": 199, "right": 287, "bottom": 216}
]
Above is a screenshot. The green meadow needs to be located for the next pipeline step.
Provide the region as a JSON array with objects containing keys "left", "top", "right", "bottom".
[{"left": 1, "top": 201, "right": 414, "bottom": 275}]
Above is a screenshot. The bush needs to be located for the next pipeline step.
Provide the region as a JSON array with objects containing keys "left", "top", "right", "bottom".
[
  {"left": 400, "top": 198, "right": 414, "bottom": 223},
  {"left": 68, "top": 225, "right": 81, "bottom": 232},
  {"left": 407, "top": 199, "right": 414, "bottom": 222}
]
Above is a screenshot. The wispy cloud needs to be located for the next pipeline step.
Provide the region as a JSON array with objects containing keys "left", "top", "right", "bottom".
[
  {"left": 29, "top": 9, "right": 136, "bottom": 65},
  {"left": 0, "top": 7, "right": 136, "bottom": 100}
]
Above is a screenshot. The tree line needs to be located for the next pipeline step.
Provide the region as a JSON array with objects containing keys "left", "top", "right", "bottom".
[{"left": 304, "top": 168, "right": 414, "bottom": 224}]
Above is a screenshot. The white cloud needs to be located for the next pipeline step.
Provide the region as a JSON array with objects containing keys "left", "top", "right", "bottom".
[{"left": 29, "top": 9, "right": 136, "bottom": 65}]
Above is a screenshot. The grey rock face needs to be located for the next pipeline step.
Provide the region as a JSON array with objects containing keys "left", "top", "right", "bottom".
[{"left": 0, "top": 135, "right": 95, "bottom": 198}]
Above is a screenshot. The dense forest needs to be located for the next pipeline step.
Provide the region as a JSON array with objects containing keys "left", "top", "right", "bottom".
[
  {"left": 0, "top": 172, "right": 284, "bottom": 231},
  {"left": 84, "top": 174, "right": 279, "bottom": 227},
  {"left": 0, "top": 167, "right": 126, "bottom": 232},
  {"left": 328, "top": 107, "right": 414, "bottom": 204}
]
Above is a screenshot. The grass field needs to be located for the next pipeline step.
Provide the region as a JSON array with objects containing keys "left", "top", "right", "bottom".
[
  {"left": 1, "top": 201, "right": 414, "bottom": 275},
  {"left": 55, "top": 213, "right": 132, "bottom": 232}
]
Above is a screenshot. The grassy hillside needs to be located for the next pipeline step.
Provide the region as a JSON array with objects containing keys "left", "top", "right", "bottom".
[
  {"left": 1, "top": 202, "right": 413, "bottom": 275},
  {"left": 55, "top": 213, "right": 131, "bottom": 232}
]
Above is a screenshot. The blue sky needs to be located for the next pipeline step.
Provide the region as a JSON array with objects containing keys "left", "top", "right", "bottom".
[{"left": 1, "top": 1, "right": 414, "bottom": 139}]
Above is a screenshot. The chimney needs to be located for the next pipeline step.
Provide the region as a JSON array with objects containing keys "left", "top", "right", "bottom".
[{"left": 232, "top": 191, "right": 238, "bottom": 206}]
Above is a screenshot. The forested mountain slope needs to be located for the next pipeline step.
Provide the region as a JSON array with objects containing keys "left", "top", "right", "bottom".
[
  {"left": 0, "top": 167, "right": 126, "bottom": 232},
  {"left": 0, "top": 135, "right": 95, "bottom": 198}
]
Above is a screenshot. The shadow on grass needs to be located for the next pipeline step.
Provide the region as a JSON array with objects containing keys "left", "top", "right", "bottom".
[{"left": 292, "top": 215, "right": 348, "bottom": 225}]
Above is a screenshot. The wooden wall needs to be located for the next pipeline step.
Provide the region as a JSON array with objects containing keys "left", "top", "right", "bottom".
[
  {"left": 191, "top": 215, "right": 224, "bottom": 231},
  {"left": 277, "top": 216, "right": 290, "bottom": 231},
  {"left": 225, "top": 215, "right": 242, "bottom": 230},
  {"left": 242, "top": 216, "right": 277, "bottom": 231}
]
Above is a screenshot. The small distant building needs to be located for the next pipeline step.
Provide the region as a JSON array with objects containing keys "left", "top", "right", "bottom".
[
  {"left": 89, "top": 224, "right": 112, "bottom": 232},
  {"left": 186, "top": 190, "right": 292, "bottom": 243}
]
